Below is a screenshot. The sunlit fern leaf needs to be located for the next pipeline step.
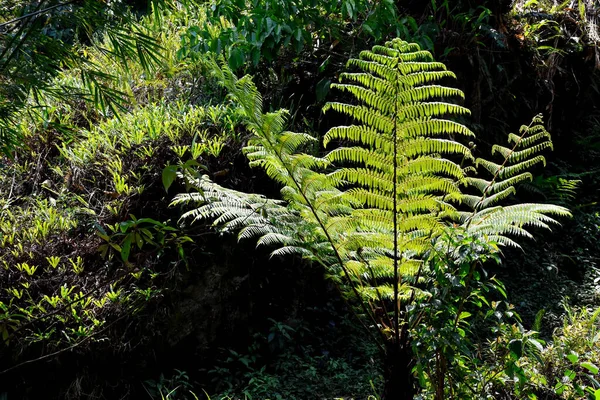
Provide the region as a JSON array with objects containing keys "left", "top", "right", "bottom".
[
  {"left": 465, "top": 203, "right": 571, "bottom": 248},
  {"left": 319, "top": 38, "right": 481, "bottom": 342},
  {"left": 462, "top": 114, "right": 571, "bottom": 245}
]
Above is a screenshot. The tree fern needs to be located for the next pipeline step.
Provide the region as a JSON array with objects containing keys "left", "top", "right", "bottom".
[{"left": 172, "top": 42, "right": 571, "bottom": 389}]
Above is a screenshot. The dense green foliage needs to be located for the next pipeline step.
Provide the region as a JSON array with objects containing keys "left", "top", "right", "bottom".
[
  {"left": 0, "top": 0, "right": 179, "bottom": 153},
  {"left": 1, "top": 1, "right": 600, "bottom": 399}
]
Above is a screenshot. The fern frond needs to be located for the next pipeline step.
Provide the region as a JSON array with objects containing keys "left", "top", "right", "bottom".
[
  {"left": 399, "top": 102, "right": 471, "bottom": 121},
  {"left": 465, "top": 173, "right": 533, "bottom": 195},
  {"left": 326, "top": 147, "right": 392, "bottom": 172},
  {"left": 396, "top": 85, "right": 465, "bottom": 103},
  {"left": 403, "top": 70, "right": 457, "bottom": 86},
  {"left": 270, "top": 246, "right": 315, "bottom": 258},
  {"left": 338, "top": 73, "right": 395, "bottom": 95},
  {"left": 492, "top": 141, "right": 553, "bottom": 163},
  {"left": 323, "top": 103, "right": 394, "bottom": 133},
  {"left": 465, "top": 203, "right": 571, "bottom": 247},
  {"left": 507, "top": 131, "right": 550, "bottom": 147},
  {"left": 399, "top": 119, "right": 475, "bottom": 139},
  {"left": 324, "top": 125, "right": 392, "bottom": 149},
  {"left": 476, "top": 187, "right": 517, "bottom": 208},
  {"left": 331, "top": 84, "right": 395, "bottom": 114},
  {"left": 345, "top": 59, "right": 397, "bottom": 81},
  {"left": 402, "top": 138, "right": 473, "bottom": 160}
]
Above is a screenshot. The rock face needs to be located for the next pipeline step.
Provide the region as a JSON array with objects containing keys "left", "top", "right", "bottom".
[
  {"left": 155, "top": 235, "right": 326, "bottom": 372},
  {"left": 166, "top": 243, "right": 253, "bottom": 352}
]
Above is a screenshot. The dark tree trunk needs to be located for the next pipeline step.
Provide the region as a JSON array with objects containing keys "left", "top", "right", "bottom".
[{"left": 383, "top": 344, "right": 415, "bottom": 400}]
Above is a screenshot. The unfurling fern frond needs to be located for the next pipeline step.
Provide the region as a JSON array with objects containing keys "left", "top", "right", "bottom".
[{"left": 462, "top": 114, "right": 571, "bottom": 247}]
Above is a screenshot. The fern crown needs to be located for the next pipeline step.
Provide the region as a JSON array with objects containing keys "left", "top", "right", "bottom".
[{"left": 172, "top": 39, "right": 571, "bottom": 345}]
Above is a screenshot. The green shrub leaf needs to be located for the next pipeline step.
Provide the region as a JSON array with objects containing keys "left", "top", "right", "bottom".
[
  {"left": 162, "top": 165, "right": 178, "bottom": 193},
  {"left": 581, "top": 362, "right": 600, "bottom": 375}
]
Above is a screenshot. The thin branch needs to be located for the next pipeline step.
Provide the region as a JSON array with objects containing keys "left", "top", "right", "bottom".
[
  {"left": 0, "top": 300, "right": 136, "bottom": 375},
  {"left": 0, "top": 0, "right": 78, "bottom": 30}
]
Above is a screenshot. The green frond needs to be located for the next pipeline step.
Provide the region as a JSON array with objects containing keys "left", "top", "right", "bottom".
[
  {"left": 326, "top": 147, "right": 392, "bottom": 172},
  {"left": 345, "top": 188, "right": 394, "bottom": 210},
  {"left": 396, "top": 51, "right": 435, "bottom": 62},
  {"left": 256, "top": 232, "right": 297, "bottom": 247},
  {"left": 398, "top": 102, "right": 471, "bottom": 121},
  {"left": 388, "top": 39, "right": 422, "bottom": 52},
  {"left": 402, "top": 158, "right": 465, "bottom": 180},
  {"left": 355, "top": 283, "right": 415, "bottom": 302},
  {"left": 396, "top": 85, "right": 465, "bottom": 103},
  {"left": 358, "top": 51, "right": 399, "bottom": 67},
  {"left": 338, "top": 72, "right": 395, "bottom": 96},
  {"left": 323, "top": 103, "right": 394, "bottom": 133},
  {"left": 465, "top": 172, "right": 533, "bottom": 195},
  {"left": 396, "top": 62, "right": 449, "bottom": 75},
  {"left": 346, "top": 188, "right": 445, "bottom": 214},
  {"left": 399, "top": 259, "right": 422, "bottom": 276},
  {"left": 324, "top": 126, "right": 392, "bottom": 150},
  {"left": 329, "top": 211, "right": 439, "bottom": 236},
  {"left": 331, "top": 84, "right": 395, "bottom": 114},
  {"left": 508, "top": 131, "right": 551, "bottom": 147},
  {"left": 402, "top": 139, "right": 473, "bottom": 160},
  {"left": 475, "top": 158, "right": 503, "bottom": 177},
  {"left": 399, "top": 119, "right": 475, "bottom": 139},
  {"left": 339, "top": 234, "right": 396, "bottom": 254},
  {"left": 492, "top": 142, "right": 553, "bottom": 163},
  {"left": 332, "top": 168, "right": 396, "bottom": 192},
  {"left": 270, "top": 246, "right": 314, "bottom": 258},
  {"left": 476, "top": 186, "right": 517, "bottom": 209},
  {"left": 346, "top": 59, "right": 396, "bottom": 81},
  {"left": 479, "top": 225, "right": 535, "bottom": 240},
  {"left": 239, "top": 225, "right": 278, "bottom": 241},
  {"left": 462, "top": 114, "right": 564, "bottom": 245},
  {"left": 266, "top": 108, "right": 290, "bottom": 129},
  {"left": 288, "top": 153, "right": 330, "bottom": 172},
  {"left": 400, "top": 176, "right": 461, "bottom": 197},
  {"left": 465, "top": 203, "right": 571, "bottom": 242},
  {"left": 498, "top": 156, "right": 547, "bottom": 179},
  {"left": 371, "top": 45, "right": 433, "bottom": 62},
  {"left": 403, "top": 70, "right": 457, "bottom": 86},
  {"left": 487, "top": 235, "right": 522, "bottom": 249}
]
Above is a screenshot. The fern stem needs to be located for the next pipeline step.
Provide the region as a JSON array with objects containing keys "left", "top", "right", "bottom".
[
  {"left": 393, "top": 62, "right": 400, "bottom": 350},
  {"left": 453, "top": 261, "right": 476, "bottom": 328}
]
